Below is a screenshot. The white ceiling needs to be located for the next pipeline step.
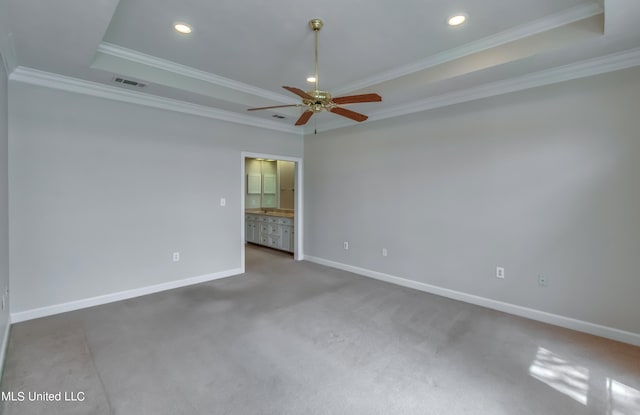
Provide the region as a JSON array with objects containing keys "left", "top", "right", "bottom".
[{"left": 5, "top": 0, "right": 640, "bottom": 133}]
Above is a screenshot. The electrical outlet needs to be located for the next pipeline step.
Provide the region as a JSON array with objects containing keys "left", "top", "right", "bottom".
[
  {"left": 382, "top": 248, "right": 388, "bottom": 257},
  {"left": 343, "top": 242, "right": 349, "bottom": 250},
  {"left": 538, "top": 275, "right": 548, "bottom": 287},
  {"left": 496, "top": 266, "right": 505, "bottom": 279},
  {"left": 173, "top": 252, "right": 180, "bottom": 262}
]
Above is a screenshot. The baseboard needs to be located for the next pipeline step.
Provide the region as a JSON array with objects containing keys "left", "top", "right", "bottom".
[
  {"left": 0, "top": 317, "right": 11, "bottom": 381},
  {"left": 304, "top": 256, "right": 640, "bottom": 347},
  {"left": 10, "top": 268, "right": 243, "bottom": 323}
]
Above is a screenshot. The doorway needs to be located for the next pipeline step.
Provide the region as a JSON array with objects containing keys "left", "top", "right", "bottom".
[{"left": 240, "top": 152, "right": 303, "bottom": 273}]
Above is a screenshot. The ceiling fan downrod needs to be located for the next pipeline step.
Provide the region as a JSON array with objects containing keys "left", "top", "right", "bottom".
[{"left": 309, "top": 18, "right": 323, "bottom": 92}]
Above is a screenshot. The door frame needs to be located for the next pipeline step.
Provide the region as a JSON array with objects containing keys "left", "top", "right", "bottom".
[{"left": 240, "top": 152, "right": 304, "bottom": 272}]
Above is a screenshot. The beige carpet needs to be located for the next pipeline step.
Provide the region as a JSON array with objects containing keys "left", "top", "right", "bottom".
[{"left": 1, "top": 244, "right": 639, "bottom": 414}]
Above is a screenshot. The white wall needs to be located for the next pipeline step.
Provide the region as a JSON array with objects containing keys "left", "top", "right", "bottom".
[
  {"left": 304, "top": 67, "right": 640, "bottom": 337},
  {"left": 0, "top": 52, "right": 11, "bottom": 370},
  {"left": 8, "top": 82, "right": 302, "bottom": 315}
]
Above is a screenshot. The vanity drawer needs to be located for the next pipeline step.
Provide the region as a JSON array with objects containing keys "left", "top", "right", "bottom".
[
  {"left": 268, "top": 224, "right": 281, "bottom": 235},
  {"left": 268, "top": 235, "right": 280, "bottom": 248}
]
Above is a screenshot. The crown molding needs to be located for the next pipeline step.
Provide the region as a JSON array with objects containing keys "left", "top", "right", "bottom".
[
  {"left": 315, "top": 47, "right": 640, "bottom": 134},
  {"left": 9, "top": 67, "right": 302, "bottom": 135},
  {"left": 9, "top": 47, "right": 640, "bottom": 138},
  {"left": 333, "top": 3, "right": 604, "bottom": 95},
  {"left": 97, "top": 42, "right": 294, "bottom": 104},
  {"left": 0, "top": 32, "right": 18, "bottom": 75}
]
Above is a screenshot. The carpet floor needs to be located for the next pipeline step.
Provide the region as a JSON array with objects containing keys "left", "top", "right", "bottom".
[{"left": 1, "top": 245, "right": 639, "bottom": 414}]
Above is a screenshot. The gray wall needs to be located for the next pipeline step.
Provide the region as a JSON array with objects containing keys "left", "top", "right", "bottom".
[
  {"left": 0, "top": 55, "right": 10, "bottom": 347},
  {"left": 304, "top": 67, "right": 640, "bottom": 335},
  {"left": 9, "top": 82, "right": 302, "bottom": 314}
]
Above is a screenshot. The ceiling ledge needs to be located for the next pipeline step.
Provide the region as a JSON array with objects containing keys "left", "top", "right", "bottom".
[
  {"left": 0, "top": 32, "right": 18, "bottom": 75},
  {"left": 332, "top": 2, "right": 604, "bottom": 95},
  {"left": 9, "top": 67, "right": 303, "bottom": 136},
  {"left": 311, "top": 47, "right": 640, "bottom": 134},
  {"left": 95, "top": 42, "right": 294, "bottom": 105}
]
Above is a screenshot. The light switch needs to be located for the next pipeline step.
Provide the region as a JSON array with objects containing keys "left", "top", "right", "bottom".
[{"left": 220, "top": 198, "right": 226, "bottom": 207}]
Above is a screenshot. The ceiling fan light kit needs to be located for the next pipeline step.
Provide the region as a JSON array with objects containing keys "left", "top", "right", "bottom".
[{"left": 248, "top": 18, "right": 382, "bottom": 126}]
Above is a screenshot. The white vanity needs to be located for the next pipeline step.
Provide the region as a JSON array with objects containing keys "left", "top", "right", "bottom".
[{"left": 245, "top": 212, "right": 294, "bottom": 253}]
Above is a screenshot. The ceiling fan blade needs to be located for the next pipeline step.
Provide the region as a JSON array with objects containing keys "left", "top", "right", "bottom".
[
  {"left": 332, "top": 93, "right": 382, "bottom": 105},
  {"left": 283, "top": 86, "right": 314, "bottom": 101},
  {"left": 329, "top": 107, "right": 368, "bottom": 122},
  {"left": 295, "top": 110, "right": 314, "bottom": 126},
  {"left": 247, "top": 104, "right": 300, "bottom": 111}
]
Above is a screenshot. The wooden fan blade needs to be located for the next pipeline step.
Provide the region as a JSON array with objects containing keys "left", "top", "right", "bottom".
[
  {"left": 332, "top": 93, "right": 382, "bottom": 105},
  {"left": 283, "top": 86, "right": 314, "bottom": 100},
  {"left": 247, "top": 104, "right": 300, "bottom": 111},
  {"left": 329, "top": 107, "right": 368, "bottom": 122},
  {"left": 295, "top": 110, "right": 314, "bottom": 126}
]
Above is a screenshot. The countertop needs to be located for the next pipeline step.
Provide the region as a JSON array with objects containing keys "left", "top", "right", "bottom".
[{"left": 245, "top": 209, "right": 295, "bottom": 219}]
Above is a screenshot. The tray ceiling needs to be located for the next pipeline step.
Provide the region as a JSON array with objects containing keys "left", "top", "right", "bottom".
[{"left": 5, "top": 0, "right": 640, "bottom": 134}]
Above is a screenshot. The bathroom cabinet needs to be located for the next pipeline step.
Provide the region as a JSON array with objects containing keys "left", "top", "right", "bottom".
[{"left": 245, "top": 214, "right": 294, "bottom": 253}]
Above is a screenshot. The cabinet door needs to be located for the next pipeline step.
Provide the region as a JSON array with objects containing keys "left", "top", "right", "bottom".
[
  {"left": 245, "top": 221, "right": 254, "bottom": 243},
  {"left": 281, "top": 226, "right": 291, "bottom": 251},
  {"left": 251, "top": 223, "right": 258, "bottom": 243}
]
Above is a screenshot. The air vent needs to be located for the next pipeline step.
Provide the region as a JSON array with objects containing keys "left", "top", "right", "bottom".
[
  {"left": 272, "top": 114, "right": 286, "bottom": 119},
  {"left": 113, "top": 76, "right": 147, "bottom": 88}
]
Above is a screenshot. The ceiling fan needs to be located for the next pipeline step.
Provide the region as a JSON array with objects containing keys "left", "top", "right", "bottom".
[{"left": 247, "top": 18, "right": 382, "bottom": 126}]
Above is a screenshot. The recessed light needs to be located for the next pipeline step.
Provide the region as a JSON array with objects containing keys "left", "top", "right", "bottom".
[
  {"left": 306, "top": 76, "right": 316, "bottom": 83},
  {"left": 174, "top": 23, "right": 192, "bottom": 34},
  {"left": 447, "top": 14, "right": 467, "bottom": 26}
]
